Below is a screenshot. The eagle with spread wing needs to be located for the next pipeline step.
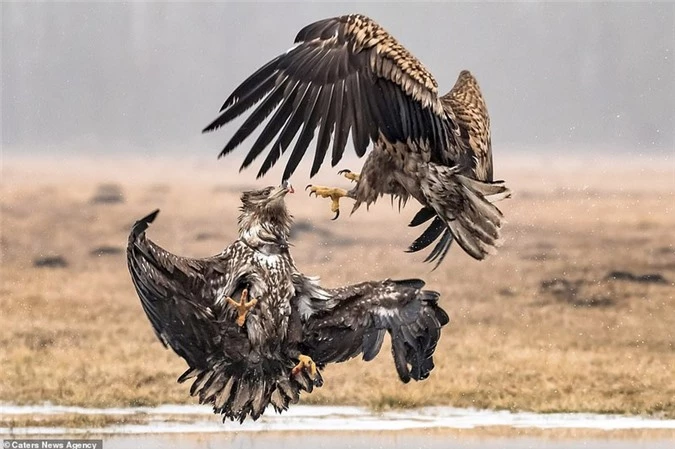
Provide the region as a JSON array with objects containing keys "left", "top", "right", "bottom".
[
  {"left": 127, "top": 185, "right": 449, "bottom": 422},
  {"left": 203, "top": 14, "right": 510, "bottom": 267}
]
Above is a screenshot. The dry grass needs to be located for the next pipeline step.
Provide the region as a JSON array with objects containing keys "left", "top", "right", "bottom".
[
  {"left": 1, "top": 155, "right": 673, "bottom": 419},
  {"left": 0, "top": 415, "right": 149, "bottom": 429}
]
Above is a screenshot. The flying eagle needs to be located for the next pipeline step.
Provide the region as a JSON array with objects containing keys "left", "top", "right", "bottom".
[
  {"left": 203, "top": 14, "right": 510, "bottom": 267},
  {"left": 127, "top": 185, "right": 449, "bottom": 422}
]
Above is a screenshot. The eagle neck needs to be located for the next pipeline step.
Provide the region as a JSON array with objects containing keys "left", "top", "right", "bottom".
[{"left": 237, "top": 210, "right": 291, "bottom": 251}]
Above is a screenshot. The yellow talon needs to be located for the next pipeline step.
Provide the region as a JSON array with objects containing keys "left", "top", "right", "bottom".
[
  {"left": 305, "top": 185, "right": 348, "bottom": 220},
  {"left": 291, "top": 354, "right": 317, "bottom": 379},
  {"left": 338, "top": 169, "right": 360, "bottom": 183},
  {"left": 226, "top": 288, "right": 258, "bottom": 327}
]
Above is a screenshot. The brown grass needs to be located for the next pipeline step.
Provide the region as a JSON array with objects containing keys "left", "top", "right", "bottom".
[
  {"left": 0, "top": 415, "right": 149, "bottom": 429},
  {"left": 1, "top": 155, "right": 673, "bottom": 419}
]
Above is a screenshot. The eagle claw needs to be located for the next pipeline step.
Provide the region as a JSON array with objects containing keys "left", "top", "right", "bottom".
[
  {"left": 226, "top": 288, "right": 258, "bottom": 327},
  {"left": 292, "top": 354, "right": 317, "bottom": 379},
  {"left": 305, "top": 185, "right": 348, "bottom": 221},
  {"left": 338, "top": 169, "right": 360, "bottom": 183}
]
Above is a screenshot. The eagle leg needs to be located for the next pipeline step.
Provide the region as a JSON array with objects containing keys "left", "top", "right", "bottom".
[
  {"left": 226, "top": 288, "right": 258, "bottom": 327},
  {"left": 291, "top": 354, "right": 317, "bottom": 379},
  {"left": 305, "top": 186, "right": 350, "bottom": 220},
  {"left": 338, "top": 169, "right": 360, "bottom": 183}
]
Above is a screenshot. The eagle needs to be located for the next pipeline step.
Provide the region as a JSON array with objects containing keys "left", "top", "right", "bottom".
[
  {"left": 202, "top": 14, "right": 511, "bottom": 267},
  {"left": 126, "top": 185, "right": 449, "bottom": 422}
]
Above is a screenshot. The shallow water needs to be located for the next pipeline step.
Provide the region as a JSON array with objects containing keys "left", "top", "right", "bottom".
[
  {"left": 2, "top": 405, "right": 674, "bottom": 433},
  {"left": 77, "top": 433, "right": 675, "bottom": 449},
  {"left": 2, "top": 405, "right": 674, "bottom": 448}
]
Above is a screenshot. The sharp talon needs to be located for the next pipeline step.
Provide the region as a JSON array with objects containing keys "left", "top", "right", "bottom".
[
  {"left": 306, "top": 186, "right": 349, "bottom": 219},
  {"left": 305, "top": 184, "right": 312, "bottom": 191},
  {"left": 339, "top": 169, "right": 360, "bottom": 183}
]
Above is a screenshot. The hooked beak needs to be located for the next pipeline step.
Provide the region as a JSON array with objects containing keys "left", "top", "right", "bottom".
[
  {"left": 282, "top": 180, "right": 294, "bottom": 194},
  {"left": 271, "top": 181, "right": 294, "bottom": 199}
]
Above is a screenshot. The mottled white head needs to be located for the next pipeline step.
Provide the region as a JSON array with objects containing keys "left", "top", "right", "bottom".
[{"left": 238, "top": 182, "right": 294, "bottom": 248}]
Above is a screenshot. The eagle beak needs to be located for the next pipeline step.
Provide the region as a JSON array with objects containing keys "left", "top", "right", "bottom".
[
  {"left": 282, "top": 180, "right": 294, "bottom": 194},
  {"left": 270, "top": 182, "right": 293, "bottom": 200}
]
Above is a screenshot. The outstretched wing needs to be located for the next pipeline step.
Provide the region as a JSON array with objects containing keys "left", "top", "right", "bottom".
[
  {"left": 300, "top": 279, "right": 449, "bottom": 383},
  {"left": 442, "top": 70, "right": 493, "bottom": 182},
  {"left": 126, "top": 210, "right": 245, "bottom": 369},
  {"left": 203, "top": 14, "right": 459, "bottom": 180}
]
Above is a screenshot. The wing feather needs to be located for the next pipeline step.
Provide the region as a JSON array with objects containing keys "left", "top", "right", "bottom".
[
  {"left": 204, "top": 14, "right": 453, "bottom": 180},
  {"left": 240, "top": 80, "right": 300, "bottom": 170},
  {"left": 283, "top": 85, "right": 323, "bottom": 180},
  {"left": 204, "top": 71, "right": 278, "bottom": 133},
  {"left": 331, "top": 78, "right": 351, "bottom": 166},
  {"left": 126, "top": 210, "right": 243, "bottom": 369},
  {"left": 442, "top": 70, "right": 493, "bottom": 181},
  {"left": 408, "top": 207, "right": 435, "bottom": 227},
  {"left": 217, "top": 55, "right": 284, "bottom": 113},
  {"left": 405, "top": 216, "right": 445, "bottom": 253},
  {"left": 424, "top": 228, "right": 454, "bottom": 268},
  {"left": 219, "top": 76, "right": 288, "bottom": 157},
  {"left": 311, "top": 85, "right": 337, "bottom": 176},
  {"left": 300, "top": 279, "right": 448, "bottom": 383},
  {"left": 258, "top": 83, "right": 312, "bottom": 177}
]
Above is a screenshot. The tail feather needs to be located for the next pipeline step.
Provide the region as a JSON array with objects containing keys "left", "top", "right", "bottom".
[
  {"left": 418, "top": 165, "right": 511, "bottom": 263},
  {"left": 183, "top": 359, "right": 322, "bottom": 423}
]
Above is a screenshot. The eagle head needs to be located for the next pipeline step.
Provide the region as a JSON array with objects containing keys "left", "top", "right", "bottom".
[{"left": 238, "top": 182, "right": 294, "bottom": 247}]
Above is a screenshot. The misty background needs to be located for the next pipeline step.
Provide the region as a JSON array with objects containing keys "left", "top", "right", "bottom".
[{"left": 2, "top": 1, "right": 674, "bottom": 163}]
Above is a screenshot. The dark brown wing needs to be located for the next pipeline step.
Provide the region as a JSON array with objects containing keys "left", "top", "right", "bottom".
[
  {"left": 442, "top": 70, "right": 493, "bottom": 181},
  {"left": 203, "top": 14, "right": 458, "bottom": 180},
  {"left": 126, "top": 210, "right": 245, "bottom": 369},
  {"left": 299, "top": 279, "right": 449, "bottom": 383}
]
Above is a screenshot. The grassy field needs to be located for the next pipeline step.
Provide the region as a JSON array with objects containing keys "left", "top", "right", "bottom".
[{"left": 1, "top": 154, "right": 673, "bottom": 423}]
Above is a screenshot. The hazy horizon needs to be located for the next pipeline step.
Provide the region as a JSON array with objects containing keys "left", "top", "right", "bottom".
[{"left": 2, "top": 2, "right": 674, "bottom": 162}]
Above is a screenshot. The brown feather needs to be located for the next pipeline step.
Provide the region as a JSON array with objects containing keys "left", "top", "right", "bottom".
[{"left": 442, "top": 70, "right": 493, "bottom": 181}]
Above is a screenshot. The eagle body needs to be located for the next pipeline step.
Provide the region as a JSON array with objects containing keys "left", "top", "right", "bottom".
[
  {"left": 127, "top": 186, "right": 449, "bottom": 423},
  {"left": 127, "top": 186, "right": 318, "bottom": 423},
  {"left": 217, "top": 240, "right": 294, "bottom": 353},
  {"left": 203, "top": 14, "right": 510, "bottom": 266}
]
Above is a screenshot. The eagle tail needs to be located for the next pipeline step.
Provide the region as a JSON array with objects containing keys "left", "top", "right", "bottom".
[
  {"left": 419, "top": 165, "right": 510, "bottom": 264},
  {"left": 179, "top": 357, "right": 322, "bottom": 423}
]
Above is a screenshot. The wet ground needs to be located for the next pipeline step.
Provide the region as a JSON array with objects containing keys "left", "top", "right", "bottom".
[
  {"left": 41, "top": 432, "right": 675, "bottom": 449},
  {"left": 2, "top": 405, "right": 674, "bottom": 448}
]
